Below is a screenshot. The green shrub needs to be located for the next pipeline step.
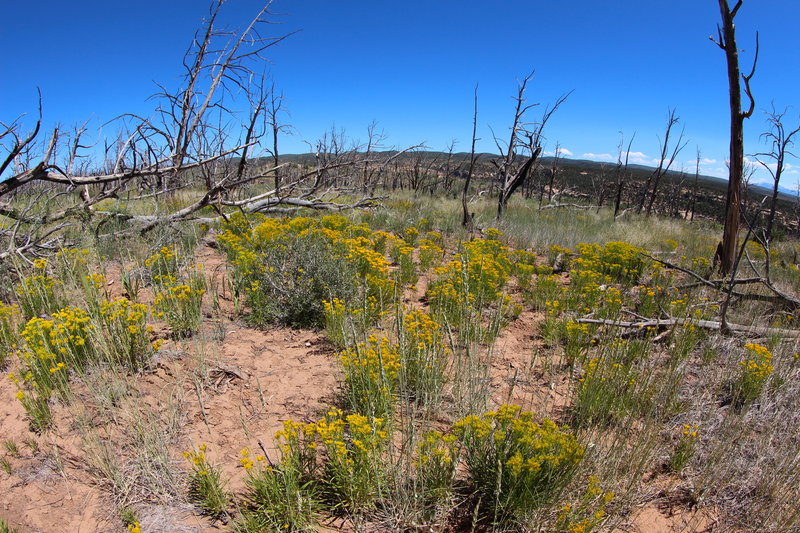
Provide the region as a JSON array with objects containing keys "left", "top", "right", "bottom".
[
  {"left": 153, "top": 272, "right": 205, "bottom": 337},
  {"left": 339, "top": 335, "right": 400, "bottom": 419},
  {"left": 453, "top": 405, "right": 584, "bottom": 522},
  {"left": 15, "top": 260, "right": 64, "bottom": 319},
  {"left": 184, "top": 445, "right": 229, "bottom": 519},
  {"left": 236, "top": 438, "right": 319, "bottom": 532},
  {"left": 0, "top": 302, "right": 18, "bottom": 369},
  {"left": 0, "top": 518, "right": 20, "bottom": 533},
  {"left": 731, "top": 343, "right": 774, "bottom": 407}
]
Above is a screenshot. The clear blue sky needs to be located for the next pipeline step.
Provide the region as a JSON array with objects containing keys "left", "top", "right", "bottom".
[{"left": 2, "top": 1, "right": 799, "bottom": 189}]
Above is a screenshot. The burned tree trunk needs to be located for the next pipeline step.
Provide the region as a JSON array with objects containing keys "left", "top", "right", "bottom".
[
  {"left": 462, "top": 85, "right": 479, "bottom": 228},
  {"left": 493, "top": 74, "right": 569, "bottom": 219},
  {"left": 712, "top": 0, "right": 758, "bottom": 275}
]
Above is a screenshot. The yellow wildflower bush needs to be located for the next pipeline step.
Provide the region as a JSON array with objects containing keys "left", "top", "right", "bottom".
[
  {"left": 0, "top": 302, "right": 19, "bottom": 368},
  {"left": 309, "top": 410, "right": 390, "bottom": 513},
  {"left": 339, "top": 334, "right": 401, "bottom": 418},
  {"left": 564, "top": 320, "right": 594, "bottom": 364},
  {"left": 394, "top": 242, "right": 417, "bottom": 285},
  {"left": 145, "top": 245, "right": 179, "bottom": 279},
  {"left": 399, "top": 309, "right": 449, "bottom": 406},
  {"left": 14, "top": 306, "right": 93, "bottom": 430},
  {"left": 528, "top": 272, "right": 563, "bottom": 310},
  {"left": 573, "top": 346, "right": 646, "bottom": 427},
  {"left": 547, "top": 244, "right": 574, "bottom": 270},
  {"left": 237, "top": 436, "right": 320, "bottom": 531},
  {"left": 218, "top": 214, "right": 396, "bottom": 328},
  {"left": 670, "top": 424, "right": 699, "bottom": 472},
  {"left": 428, "top": 237, "right": 513, "bottom": 342},
  {"left": 418, "top": 239, "right": 444, "bottom": 272},
  {"left": 184, "top": 444, "right": 228, "bottom": 518},
  {"left": 153, "top": 273, "right": 205, "bottom": 337},
  {"left": 573, "top": 241, "right": 646, "bottom": 285},
  {"left": 15, "top": 262, "right": 63, "bottom": 319},
  {"left": 733, "top": 343, "right": 774, "bottom": 406},
  {"left": 402, "top": 226, "right": 419, "bottom": 246},
  {"left": 555, "top": 475, "right": 615, "bottom": 533},
  {"left": 453, "top": 405, "right": 584, "bottom": 519},
  {"left": 413, "top": 430, "right": 460, "bottom": 508},
  {"left": 99, "top": 298, "right": 160, "bottom": 370}
]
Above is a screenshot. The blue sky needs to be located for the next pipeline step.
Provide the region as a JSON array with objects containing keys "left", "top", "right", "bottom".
[{"left": 2, "top": 1, "right": 799, "bottom": 189}]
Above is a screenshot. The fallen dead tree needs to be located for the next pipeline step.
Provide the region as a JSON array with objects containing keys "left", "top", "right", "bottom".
[
  {"left": 644, "top": 252, "right": 800, "bottom": 308},
  {"left": 575, "top": 316, "right": 800, "bottom": 339}
]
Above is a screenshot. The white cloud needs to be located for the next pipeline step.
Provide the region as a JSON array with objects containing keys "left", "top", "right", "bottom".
[
  {"left": 686, "top": 157, "right": 718, "bottom": 168},
  {"left": 615, "top": 151, "right": 651, "bottom": 165},
  {"left": 557, "top": 147, "right": 573, "bottom": 157},
  {"left": 582, "top": 152, "right": 615, "bottom": 162},
  {"left": 700, "top": 166, "right": 727, "bottom": 178}
]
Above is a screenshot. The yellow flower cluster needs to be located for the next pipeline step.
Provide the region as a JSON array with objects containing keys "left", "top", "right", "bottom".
[
  {"left": 12, "top": 306, "right": 93, "bottom": 423},
  {"left": 404, "top": 310, "right": 441, "bottom": 351},
  {"left": 339, "top": 334, "right": 401, "bottom": 418},
  {"left": 429, "top": 237, "right": 512, "bottom": 318},
  {"left": 737, "top": 342, "right": 774, "bottom": 403},
  {"left": 343, "top": 236, "right": 391, "bottom": 277},
  {"left": 556, "top": 475, "right": 615, "bottom": 533},
  {"left": 55, "top": 247, "right": 90, "bottom": 268},
  {"left": 272, "top": 409, "right": 388, "bottom": 510},
  {"left": 145, "top": 246, "right": 179, "bottom": 277},
  {"left": 153, "top": 274, "right": 205, "bottom": 336},
  {"left": 238, "top": 447, "right": 267, "bottom": 470},
  {"left": 453, "top": 405, "right": 584, "bottom": 516},
  {"left": 573, "top": 241, "right": 646, "bottom": 284},
  {"left": 219, "top": 214, "right": 397, "bottom": 326},
  {"left": 399, "top": 309, "right": 449, "bottom": 404},
  {"left": 548, "top": 244, "right": 574, "bottom": 269},
  {"left": 100, "top": 298, "right": 160, "bottom": 369},
  {"left": 0, "top": 302, "right": 19, "bottom": 363},
  {"left": 415, "top": 430, "right": 459, "bottom": 469},
  {"left": 15, "top": 273, "right": 61, "bottom": 318},
  {"left": 21, "top": 306, "right": 92, "bottom": 365},
  {"left": 741, "top": 343, "right": 774, "bottom": 381},
  {"left": 418, "top": 239, "right": 444, "bottom": 271},
  {"left": 681, "top": 424, "right": 699, "bottom": 438},
  {"left": 318, "top": 410, "right": 388, "bottom": 505},
  {"left": 403, "top": 226, "right": 419, "bottom": 245}
]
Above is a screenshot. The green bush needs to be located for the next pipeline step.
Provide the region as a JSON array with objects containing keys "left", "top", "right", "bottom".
[
  {"left": 247, "top": 232, "right": 358, "bottom": 328},
  {"left": 453, "top": 405, "right": 584, "bottom": 522}
]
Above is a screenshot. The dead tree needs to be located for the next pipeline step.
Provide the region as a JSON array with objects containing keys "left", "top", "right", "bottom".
[
  {"left": 265, "top": 82, "right": 291, "bottom": 194},
  {"left": 545, "top": 142, "right": 562, "bottom": 206},
  {"left": 614, "top": 132, "right": 635, "bottom": 218},
  {"left": 689, "top": 149, "right": 701, "bottom": 221},
  {"left": 712, "top": 0, "right": 759, "bottom": 275},
  {"left": 492, "top": 74, "right": 569, "bottom": 219},
  {"left": 440, "top": 140, "right": 461, "bottom": 194},
  {"left": 754, "top": 106, "right": 800, "bottom": 246},
  {"left": 462, "top": 84, "right": 480, "bottom": 228},
  {"left": 637, "top": 108, "right": 687, "bottom": 216}
]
